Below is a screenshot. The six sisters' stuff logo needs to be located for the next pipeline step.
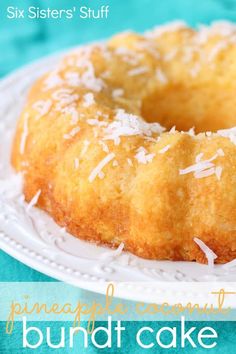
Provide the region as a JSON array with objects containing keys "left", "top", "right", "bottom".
[
  {"left": 6, "top": 5, "right": 110, "bottom": 20},
  {"left": 4, "top": 284, "right": 236, "bottom": 350}
]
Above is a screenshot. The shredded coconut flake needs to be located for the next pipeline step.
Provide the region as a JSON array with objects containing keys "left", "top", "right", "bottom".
[
  {"left": 136, "top": 40, "right": 161, "bottom": 59},
  {"left": 195, "top": 153, "right": 204, "bottom": 163},
  {"left": 156, "top": 68, "right": 168, "bottom": 84},
  {"left": 74, "top": 158, "right": 80, "bottom": 169},
  {"left": 43, "top": 72, "right": 63, "bottom": 91},
  {"left": 135, "top": 147, "right": 155, "bottom": 164},
  {"left": 164, "top": 48, "right": 178, "bottom": 61},
  {"left": 188, "top": 127, "right": 195, "bottom": 136},
  {"left": 60, "top": 106, "right": 79, "bottom": 125},
  {"left": 52, "top": 88, "right": 74, "bottom": 101},
  {"left": 179, "top": 150, "right": 224, "bottom": 180},
  {"left": 194, "top": 237, "right": 217, "bottom": 269},
  {"left": 128, "top": 66, "right": 149, "bottom": 76},
  {"left": 194, "top": 167, "right": 216, "bottom": 179},
  {"left": 63, "top": 126, "right": 80, "bottom": 140},
  {"left": 112, "top": 160, "right": 118, "bottom": 167},
  {"left": 115, "top": 46, "right": 142, "bottom": 66},
  {"left": 127, "top": 158, "right": 133, "bottom": 166},
  {"left": 103, "top": 109, "right": 165, "bottom": 144},
  {"left": 87, "top": 119, "right": 108, "bottom": 127},
  {"left": 32, "top": 100, "right": 52, "bottom": 119},
  {"left": 180, "top": 161, "right": 214, "bottom": 175},
  {"left": 76, "top": 61, "right": 104, "bottom": 92},
  {"left": 81, "top": 140, "right": 90, "bottom": 156},
  {"left": 194, "top": 21, "right": 236, "bottom": 45},
  {"left": 217, "top": 148, "right": 225, "bottom": 157},
  {"left": 83, "top": 93, "right": 95, "bottom": 107},
  {"left": 98, "top": 171, "right": 105, "bottom": 179},
  {"left": 99, "top": 242, "right": 125, "bottom": 262},
  {"left": 88, "top": 153, "right": 115, "bottom": 182},
  {"left": 112, "top": 89, "right": 124, "bottom": 98},
  {"left": 208, "top": 41, "right": 228, "bottom": 62},
  {"left": 99, "top": 141, "right": 109, "bottom": 153},
  {"left": 217, "top": 127, "right": 236, "bottom": 145},
  {"left": 169, "top": 126, "right": 176, "bottom": 133},
  {"left": 26, "top": 190, "right": 41, "bottom": 212},
  {"left": 215, "top": 166, "right": 223, "bottom": 180},
  {"left": 159, "top": 144, "right": 171, "bottom": 154},
  {"left": 65, "top": 72, "right": 81, "bottom": 86}
]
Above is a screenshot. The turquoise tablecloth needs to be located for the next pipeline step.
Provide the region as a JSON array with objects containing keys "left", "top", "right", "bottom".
[{"left": 1, "top": 0, "right": 236, "bottom": 352}]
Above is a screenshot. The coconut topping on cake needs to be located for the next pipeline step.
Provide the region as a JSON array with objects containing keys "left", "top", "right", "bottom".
[{"left": 12, "top": 22, "right": 236, "bottom": 265}]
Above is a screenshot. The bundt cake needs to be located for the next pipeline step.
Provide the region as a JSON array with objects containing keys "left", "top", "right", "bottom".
[{"left": 11, "top": 21, "right": 236, "bottom": 264}]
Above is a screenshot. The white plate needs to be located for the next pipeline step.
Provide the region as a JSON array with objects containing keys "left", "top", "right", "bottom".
[{"left": 0, "top": 51, "right": 236, "bottom": 304}]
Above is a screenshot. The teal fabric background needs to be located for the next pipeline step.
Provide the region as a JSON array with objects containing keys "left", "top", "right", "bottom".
[
  {"left": 1, "top": 0, "right": 236, "bottom": 352},
  {"left": 2, "top": 0, "right": 236, "bottom": 77}
]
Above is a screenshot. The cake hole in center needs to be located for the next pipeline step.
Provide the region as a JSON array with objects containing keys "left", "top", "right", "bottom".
[{"left": 141, "top": 85, "right": 236, "bottom": 133}]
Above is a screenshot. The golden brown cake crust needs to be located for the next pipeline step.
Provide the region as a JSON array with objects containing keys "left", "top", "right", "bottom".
[{"left": 11, "top": 22, "right": 236, "bottom": 264}]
